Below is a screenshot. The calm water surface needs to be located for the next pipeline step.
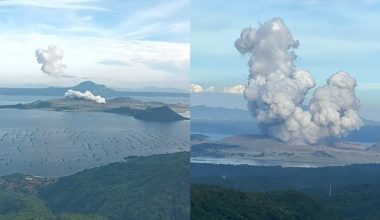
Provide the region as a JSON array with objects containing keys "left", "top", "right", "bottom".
[{"left": 0, "top": 96, "right": 189, "bottom": 177}]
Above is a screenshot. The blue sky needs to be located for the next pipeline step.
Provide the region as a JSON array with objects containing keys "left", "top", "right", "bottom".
[
  {"left": 192, "top": 0, "right": 380, "bottom": 89},
  {"left": 0, "top": 0, "right": 189, "bottom": 89}
]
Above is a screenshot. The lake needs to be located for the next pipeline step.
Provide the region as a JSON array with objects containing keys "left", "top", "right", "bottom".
[{"left": 0, "top": 96, "right": 189, "bottom": 177}]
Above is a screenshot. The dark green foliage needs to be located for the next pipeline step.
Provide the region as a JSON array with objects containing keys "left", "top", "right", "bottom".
[
  {"left": 40, "top": 152, "right": 190, "bottom": 220},
  {"left": 191, "top": 163, "right": 380, "bottom": 220},
  {"left": 0, "top": 190, "right": 108, "bottom": 220},
  {"left": 311, "top": 184, "right": 380, "bottom": 220},
  {"left": 0, "top": 152, "right": 189, "bottom": 220},
  {"left": 56, "top": 213, "right": 108, "bottom": 220},
  {"left": 191, "top": 163, "right": 380, "bottom": 191},
  {"left": 191, "top": 185, "right": 334, "bottom": 220},
  {"left": 0, "top": 191, "right": 55, "bottom": 220}
]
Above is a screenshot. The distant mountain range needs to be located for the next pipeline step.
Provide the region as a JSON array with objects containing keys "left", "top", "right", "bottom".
[
  {"left": 0, "top": 81, "right": 188, "bottom": 98},
  {"left": 115, "top": 85, "right": 187, "bottom": 93}
]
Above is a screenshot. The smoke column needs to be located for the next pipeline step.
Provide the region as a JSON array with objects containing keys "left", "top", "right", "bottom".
[
  {"left": 64, "top": 89, "right": 106, "bottom": 104},
  {"left": 235, "top": 17, "right": 362, "bottom": 144},
  {"left": 35, "top": 45, "right": 66, "bottom": 77}
]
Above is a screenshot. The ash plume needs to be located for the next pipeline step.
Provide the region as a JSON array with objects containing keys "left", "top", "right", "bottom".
[
  {"left": 235, "top": 17, "right": 362, "bottom": 144},
  {"left": 64, "top": 89, "right": 106, "bottom": 104},
  {"left": 35, "top": 45, "right": 66, "bottom": 77}
]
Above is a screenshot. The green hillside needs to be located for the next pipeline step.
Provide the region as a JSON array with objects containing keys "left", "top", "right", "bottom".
[
  {"left": 40, "top": 152, "right": 189, "bottom": 220},
  {"left": 191, "top": 185, "right": 335, "bottom": 220},
  {"left": 191, "top": 163, "right": 380, "bottom": 219},
  {"left": 0, "top": 152, "right": 189, "bottom": 220},
  {"left": 0, "top": 191, "right": 106, "bottom": 220}
]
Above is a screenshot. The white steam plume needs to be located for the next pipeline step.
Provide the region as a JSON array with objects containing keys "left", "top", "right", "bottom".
[
  {"left": 35, "top": 45, "right": 66, "bottom": 77},
  {"left": 64, "top": 89, "right": 106, "bottom": 104},
  {"left": 235, "top": 17, "right": 362, "bottom": 144}
]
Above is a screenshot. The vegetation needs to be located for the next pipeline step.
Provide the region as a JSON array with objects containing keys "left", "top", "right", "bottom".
[
  {"left": 191, "top": 185, "right": 334, "bottom": 220},
  {"left": 191, "top": 163, "right": 380, "bottom": 220},
  {"left": 0, "top": 191, "right": 54, "bottom": 220},
  {"left": 40, "top": 152, "right": 190, "bottom": 220},
  {"left": 0, "top": 152, "right": 189, "bottom": 220},
  {"left": 0, "top": 190, "right": 107, "bottom": 220},
  {"left": 192, "top": 163, "right": 380, "bottom": 191},
  {"left": 312, "top": 184, "right": 380, "bottom": 220}
]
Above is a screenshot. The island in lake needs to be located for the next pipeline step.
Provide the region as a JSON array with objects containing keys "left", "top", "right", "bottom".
[{"left": 0, "top": 96, "right": 188, "bottom": 122}]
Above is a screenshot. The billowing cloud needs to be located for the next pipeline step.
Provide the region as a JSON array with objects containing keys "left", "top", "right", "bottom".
[
  {"left": 223, "top": 85, "right": 245, "bottom": 94},
  {"left": 64, "top": 89, "right": 106, "bottom": 104},
  {"left": 191, "top": 84, "right": 203, "bottom": 93},
  {"left": 35, "top": 45, "right": 66, "bottom": 77},
  {"left": 235, "top": 17, "right": 362, "bottom": 144},
  {"left": 191, "top": 84, "right": 215, "bottom": 93}
]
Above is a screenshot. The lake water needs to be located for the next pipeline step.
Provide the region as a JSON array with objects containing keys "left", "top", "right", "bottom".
[
  {"left": 0, "top": 96, "right": 189, "bottom": 177},
  {"left": 191, "top": 132, "right": 230, "bottom": 141}
]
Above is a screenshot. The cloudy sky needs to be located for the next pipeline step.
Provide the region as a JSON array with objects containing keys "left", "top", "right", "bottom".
[
  {"left": 191, "top": 0, "right": 380, "bottom": 120},
  {"left": 0, "top": 0, "right": 189, "bottom": 89}
]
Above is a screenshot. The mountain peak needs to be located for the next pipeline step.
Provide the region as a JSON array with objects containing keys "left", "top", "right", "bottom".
[
  {"left": 68, "top": 81, "right": 114, "bottom": 96},
  {"left": 71, "top": 81, "right": 108, "bottom": 91},
  {"left": 76, "top": 81, "right": 104, "bottom": 88}
]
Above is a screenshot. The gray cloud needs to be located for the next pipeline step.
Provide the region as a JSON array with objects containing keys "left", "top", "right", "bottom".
[{"left": 236, "top": 17, "right": 362, "bottom": 144}]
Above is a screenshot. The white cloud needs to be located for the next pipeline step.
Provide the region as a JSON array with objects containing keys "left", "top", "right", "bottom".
[
  {"left": 223, "top": 85, "right": 245, "bottom": 94},
  {"left": 0, "top": 0, "right": 110, "bottom": 11},
  {"left": 35, "top": 45, "right": 66, "bottom": 77},
  {"left": 191, "top": 84, "right": 202, "bottom": 93},
  {"left": 109, "top": 0, "right": 189, "bottom": 40},
  {"left": 0, "top": 0, "right": 190, "bottom": 89},
  {"left": 190, "top": 84, "right": 216, "bottom": 93},
  {"left": 0, "top": 33, "right": 189, "bottom": 89}
]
